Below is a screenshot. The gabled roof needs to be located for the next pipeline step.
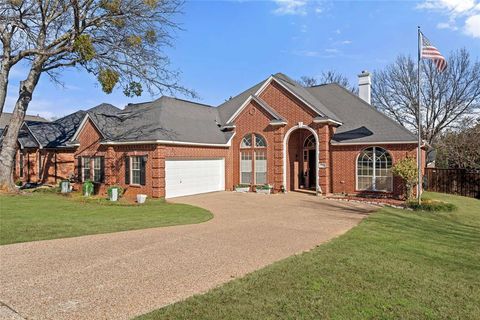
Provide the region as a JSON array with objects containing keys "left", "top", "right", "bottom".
[
  {"left": 217, "top": 73, "right": 342, "bottom": 125},
  {"left": 0, "top": 112, "right": 49, "bottom": 129},
  {"left": 9, "top": 72, "right": 417, "bottom": 148},
  {"left": 306, "top": 83, "right": 417, "bottom": 144},
  {"left": 25, "top": 103, "right": 121, "bottom": 148}
]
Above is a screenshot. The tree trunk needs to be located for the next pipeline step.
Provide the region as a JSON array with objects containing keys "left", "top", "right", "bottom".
[
  {"left": 0, "top": 39, "right": 12, "bottom": 115},
  {"left": 0, "top": 58, "right": 44, "bottom": 192},
  {"left": 0, "top": 60, "right": 10, "bottom": 115}
]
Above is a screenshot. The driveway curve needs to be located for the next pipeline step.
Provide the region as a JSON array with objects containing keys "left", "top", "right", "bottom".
[{"left": 0, "top": 192, "right": 374, "bottom": 320}]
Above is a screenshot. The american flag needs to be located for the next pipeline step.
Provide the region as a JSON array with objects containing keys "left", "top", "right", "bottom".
[{"left": 420, "top": 32, "right": 447, "bottom": 72}]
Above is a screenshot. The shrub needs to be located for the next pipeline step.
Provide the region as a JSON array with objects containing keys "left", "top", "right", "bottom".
[
  {"left": 392, "top": 156, "right": 418, "bottom": 200},
  {"left": 107, "top": 185, "right": 124, "bottom": 199},
  {"left": 15, "top": 180, "right": 23, "bottom": 186},
  {"left": 235, "top": 184, "right": 250, "bottom": 188},
  {"left": 82, "top": 180, "right": 94, "bottom": 196},
  {"left": 256, "top": 184, "right": 272, "bottom": 190},
  {"left": 407, "top": 198, "right": 457, "bottom": 212}
]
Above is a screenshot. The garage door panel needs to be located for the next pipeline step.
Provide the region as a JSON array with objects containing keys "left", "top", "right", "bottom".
[{"left": 165, "top": 159, "right": 225, "bottom": 198}]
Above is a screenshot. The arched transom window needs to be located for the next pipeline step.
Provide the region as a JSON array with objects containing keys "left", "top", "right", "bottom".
[
  {"left": 357, "top": 147, "right": 393, "bottom": 192},
  {"left": 304, "top": 135, "right": 315, "bottom": 149},
  {"left": 240, "top": 133, "right": 267, "bottom": 185}
]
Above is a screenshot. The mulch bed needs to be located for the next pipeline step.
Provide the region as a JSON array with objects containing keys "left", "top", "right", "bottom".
[{"left": 326, "top": 195, "right": 406, "bottom": 208}]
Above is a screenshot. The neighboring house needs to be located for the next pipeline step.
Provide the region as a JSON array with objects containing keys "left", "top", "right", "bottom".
[{"left": 11, "top": 72, "right": 424, "bottom": 198}]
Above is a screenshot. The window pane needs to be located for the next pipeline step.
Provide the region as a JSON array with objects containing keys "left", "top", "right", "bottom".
[
  {"left": 255, "top": 151, "right": 267, "bottom": 185},
  {"left": 304, "top": 135, "right": 315, "bottom": 149},
  {"left": 82, "top": 157, "right": 90, "bottom": 181},
  {"left": 357, "top": 147, "right": 393, "bottom": 191},
  {"left": 254, "top": 134, "right": 266, "bottom": 147},
  {"left": 131, "top": 156, "right": 141, "bottom": 184},
  {"left": 240, "top": 152, "right": 252, "bottom": 184},
  {"left": 93, "top": 157, "right": 102, "bottom": 182},
  {"left": 241, "top": 134, "right": 252, "bottom": 148},
  {"left": 375, "top": 177, "right": 392, "bottom": 191},
  {"left": 358, "top": 177, "right": 373, "bottom": 190}
]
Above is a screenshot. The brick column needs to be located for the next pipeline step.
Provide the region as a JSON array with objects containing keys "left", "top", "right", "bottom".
[
  {"left": 273, "top": 126, "right": 285, "bottom": 192},
  {"left": 317, "top": 124, "right": 331, "bottom": 194},
  {"left": 105, "top": 146, "right": 116, "bottom": 186},
  {"left": 151, "top": 145, "right": 165, "bottom": 198}
]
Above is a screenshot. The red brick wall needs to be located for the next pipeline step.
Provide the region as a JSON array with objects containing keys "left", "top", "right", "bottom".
[
  {"left": 231, "top": 100, "right": 278, "bottom": 189},
  {"left": 14, "top": 148, "right": 76, "bottom": 185},
  {"left": 330, "top": 143, "right": 419, "bottom": 197},
  {"left": 73, "top": 118, "right": 232, "bottom": 198},
  {"left": 12, "top": 81, "right": 424, "bottom": 200},
  {"left": 231, "top": 81, "right": 332, "bottom": 192}
]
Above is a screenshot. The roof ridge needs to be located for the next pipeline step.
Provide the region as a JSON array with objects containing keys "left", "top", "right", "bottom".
[
  {"left": 167, "top": 96, "right": 215, "bottom": 108},
  {"left": 309, "top": 83, "right": 416, "bottom": 139}
]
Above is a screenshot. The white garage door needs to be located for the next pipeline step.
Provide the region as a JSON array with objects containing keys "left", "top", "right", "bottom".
[{"left": 165, "top": 158, "right": 225, "bottom": 198}]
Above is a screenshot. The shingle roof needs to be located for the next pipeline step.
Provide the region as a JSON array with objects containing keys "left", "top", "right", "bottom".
[
  {"left": 216, "top": 73, "right": 342, "bottom": 124},
  {"left": 217, "top": 79, "right": 266, "bottom": 124},
  {"left": 11, "top": 73, "right": 417, "bottom": 148},
  {"left": 103, "top": 97, "right": 231, "bottom": 145},
  {"left": 0, "top": 112, "right": 49, "bottom": 129},
  {"left": 273, "top": 73, "right": 342, "bottom": 123},
  {"left": 25, "top": 103, "right": 121, "bottom": 148},
  {"left": 306, "top": 83, "right": 417, "bottom": 144}
]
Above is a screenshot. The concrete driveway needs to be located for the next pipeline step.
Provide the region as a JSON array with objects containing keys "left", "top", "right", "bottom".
[{"left": 0, "top": 192, "right": 374, "bottom": 320}]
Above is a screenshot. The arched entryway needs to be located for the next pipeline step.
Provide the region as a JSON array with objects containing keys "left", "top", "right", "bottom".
[{"left": 282, "top": 124, "right": 320, "bottom": 194}]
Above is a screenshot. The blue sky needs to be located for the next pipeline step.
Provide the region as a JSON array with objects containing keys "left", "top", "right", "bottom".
[{"left": 4, "top": 0, "right": 480, "bottom": 119}]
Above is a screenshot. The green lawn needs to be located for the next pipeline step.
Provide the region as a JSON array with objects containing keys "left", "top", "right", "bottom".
[
  {"left": 137, "top": 192, "right": 480, "bottom": 320},
  {"left": 0, "top": 192, "right": 212, "bottom": 245}
]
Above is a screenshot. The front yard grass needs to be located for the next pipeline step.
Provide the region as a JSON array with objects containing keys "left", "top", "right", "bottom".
[
  {"left": 137, "top": 192, "right": 480, "bottom": 320},
  {"left": 0, "top": 192, "right": 212, "bottom": 245}
]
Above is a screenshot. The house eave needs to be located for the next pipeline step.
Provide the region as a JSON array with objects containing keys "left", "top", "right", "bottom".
[
  {"left": 313, "top": 118, "right": 343, "bottom": 126},
  {"left": 101, "top": 133, "right": 236, "bottom": 148},
  {"left": 330, "top": 140, "right": 419, "bottom": 146}
]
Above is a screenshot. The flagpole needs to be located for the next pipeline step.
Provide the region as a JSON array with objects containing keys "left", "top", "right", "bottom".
[{"left": 417, "top": 26, "right": 422, "bottom": 204}]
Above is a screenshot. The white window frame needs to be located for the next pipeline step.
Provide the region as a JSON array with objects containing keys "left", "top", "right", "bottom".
[
  {"left": 254, "top": 150, "right": 267, "bottom": 185},
  {"left": 356, "top": 146, "right": 393, "bottom": 192},
  {"left": 240, "top": 151, "right": 253, "bottom": 184},
  {"left": 82, "top": 157, "right": 91, "bottom": 182},
  {"left": 239, "top": 133, "right": 267, "bottom": 185},
  {"left": 130, "top": 156, "right": 142, "bottom": 185},
  {"left": 93, "top": 157, "right": 102, "bottom": 183}
]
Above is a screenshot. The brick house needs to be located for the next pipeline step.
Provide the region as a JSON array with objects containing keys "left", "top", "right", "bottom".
[{"left": 10, "top": 72, "right": 423, "bottom": 198}]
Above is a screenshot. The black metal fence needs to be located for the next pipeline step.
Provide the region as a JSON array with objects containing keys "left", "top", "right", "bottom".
[{"left": 424, "top": 168, "right": 480, "bottom": 199}]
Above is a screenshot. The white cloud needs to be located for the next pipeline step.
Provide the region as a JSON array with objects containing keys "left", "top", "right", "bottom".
[
  {"left": 340, "top": 40, "right": 352, "bottom": 45},
  {"left": 273, "top": 0, "right": 307, "bottom": 15},
  {"left": 325, "top": 48, "right": 339, "bottom": 53},
  {"left": 464, "top": 14, "right": 480, "bottom": 37},
  {"left": 417, "top": 0, "right": 477, "bottom": 13},
  {"left": 436, "top": 21, "right": 458, "bottom": 30},
  {"left": 293, "top": 50, "right": 320, "bottom": 57},
  {"left": 418, "top": 0, "right": 480, "bottom": 38}
]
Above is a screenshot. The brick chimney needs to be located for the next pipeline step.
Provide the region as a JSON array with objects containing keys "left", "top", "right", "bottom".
[{"left": 358, "top": 70, "right": 371, "bottom": 104}]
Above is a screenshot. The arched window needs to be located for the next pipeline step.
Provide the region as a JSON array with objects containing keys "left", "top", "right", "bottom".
[
  {"left": 357, "top": 147, "right": 393, "bottom": 192},
  {"left": 240, "top": 133, "right": 267, "bottom": 185},
  {"left": 304, "top": 135, "right": 315, "bottom": 149}
]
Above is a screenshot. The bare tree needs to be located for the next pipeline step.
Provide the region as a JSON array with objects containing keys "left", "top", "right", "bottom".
[
  {"left": 298, "top": 71, "right": 356, "bottom": 92},
  {"left": 0, "top": 0, "right": 191, "bottom": 191},
  {"left": 371, "top": 49, "right": 480, "bottom": 145},
  {"left": 435, "top": 119, "right": 480, "bottom": 169}
]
